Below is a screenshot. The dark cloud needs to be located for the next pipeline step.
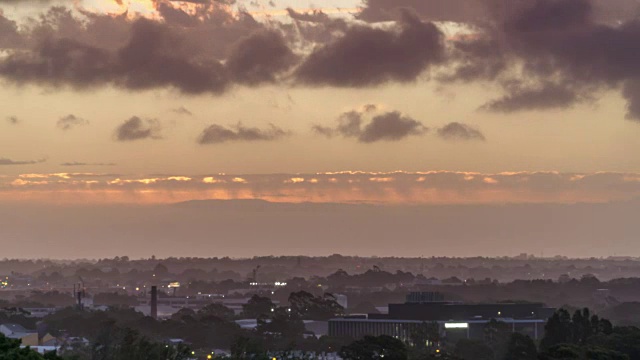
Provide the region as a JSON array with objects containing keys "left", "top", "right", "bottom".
[
  {"left": 315, "top": 108, "right": 427, "bottom": 143},
  {"left": 0, "top": 3, "right": 270, "bottom": 94},
  {"left": 0, "top": 37, "right": 115, "bottom": 89},
  {"left": 295, "top": 10, "right": 444, "bottom": 87},
  {"left": 623, "top": 80, "right": 640, "bottom": 121},
  {"left": 0, "top": 12, "right": 22, "bottom": 49},
  {"left": 171, "top": 106, "right": 193, "bottom": 116},
  {"left": 359, "top": 111, "right": 428, "bottom": 143},
  {"left": 198, "top": 123, "right": 289, "bottom": 144},
  {"left": 363, "top": 104, "right": 378, "bottom": 112},
  {"left": 0, "top": 17, "right": 230, "bottom": 93},
  {"left": 480, "top": 83, "right": 582, "bottom": 112},
  {"left": 60, "top": 162, "right": 116, "bottom": 166},
  {"left": 337, "top": 111, "right": 365, "bottom": 137},
  {"left": 116, "top": 19, "right": 229, "bottom": 94},
  {"left": 496, "top": 1, "right": 631, "bottom": 99},
  {"left": 56, "top": 114, "right": 89, "bottom": 130},
  {"left": 311, "top": 125, "right": 336, "bottom": 138},
  {"left": 1, "top": 0, "right": 639, "bottom": 121},
  {"left": 114, "top": 116, "right": 162, "bottom": 141},
  {"left": 437, "top": 122, "right": 486, "bottom": 141},
  {"left": 0, "top": 157, "right": 45, "bottom": 165},
  {"left": 358, "top": 0, "right": 486, "bottom": 23},
  {"left": 6, "top": 116, "right": 19, "bottom": 125},
  {"left": 226, "top": 30, "right": 297, "bottom": 86},
  {"left": 442, "top": 38, "right": 508, "bottom": 83},
  {"left": 357, "top": 0, "right": 640, "bottom": 24},
  {"left": 312, "top": 110, "right": 366, "bottom": 138},
  {"left": 285, "top": 8, "right": 349, "bottom": 44},
  {"left": 438, "top": 0, "right": 640, "bottom": 117},
  {"left": 286, "top": 8, "right": 332, "bottom": 23}
]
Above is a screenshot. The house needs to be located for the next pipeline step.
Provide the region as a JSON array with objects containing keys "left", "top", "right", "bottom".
[
  {"left": 0, "top": 323, "right": 58, "bottom": 346},
  {"left": 0, "top": 323, "right": 34, "bottom": 339}
]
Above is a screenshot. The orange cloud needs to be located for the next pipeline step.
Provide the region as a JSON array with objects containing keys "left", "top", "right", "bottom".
[{"left": 2, "top": 171, "right": 640, "bottom": 205}]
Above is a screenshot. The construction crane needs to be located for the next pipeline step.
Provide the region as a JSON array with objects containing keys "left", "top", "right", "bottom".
[{"left": 252, "top": 265, "right": 261, "bottom": 283}]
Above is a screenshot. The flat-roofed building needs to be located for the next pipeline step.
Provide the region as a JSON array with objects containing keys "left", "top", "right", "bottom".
[{"left": 329, "top": 292, "right": 553, "bottom": 342}]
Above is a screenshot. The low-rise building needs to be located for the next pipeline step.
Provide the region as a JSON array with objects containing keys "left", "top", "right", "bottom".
[{"left": 329, "top": 292, "right": 554, "bottom": 343}]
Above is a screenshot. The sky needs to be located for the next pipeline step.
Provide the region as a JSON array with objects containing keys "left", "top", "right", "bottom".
[{"left": 1, "top": 0, "right": 640, "bottom": 258}]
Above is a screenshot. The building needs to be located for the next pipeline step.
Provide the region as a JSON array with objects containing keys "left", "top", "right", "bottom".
[
  {"left": 0, "top": 323, "right": 33, "bottom": 339},
  {"left": 22, "top": 307, "right": 57, "bottom": 318},
  {"left": 0, "top": 323, "right": 58, "bottom": 346},
  {"left": 329, "top": 292, "right": 554, "bottom": 343},
  {"left": 135, "top": 294, "right": 276, "bottom": 319}
]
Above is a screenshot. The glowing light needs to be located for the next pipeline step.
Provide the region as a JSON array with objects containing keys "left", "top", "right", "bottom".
[
  {"left": 203, "top": 177, "right": 224, "bottom": 184},
  {"left": 483, "top": 177, "right": 498, "bottom": 184},
  {"left": 286, "top": 178, "right": 305, "bottom": 184},
  {"left": 369, "top": 177, "right": 394, "bottom": 183},
  {"left": 167, "top": 176, "right": 191, "bottom": 182},
  {"left": 444, "top": 323, "right": 468, "bottom": 329}
]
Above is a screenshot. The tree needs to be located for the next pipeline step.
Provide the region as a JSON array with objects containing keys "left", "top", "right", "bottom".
[
  {"left": 409, "top": 322, "right": 440, "bottom": 352},
  {"left": 340, "top": 335, "right": 407, "bottom": 360},
  {"left": 153, "top": 263, "right": 169, "bottom": 278},
  {"left": 483, "top": 319, "right": 511, "bottom": 360},
  {"left": 197, "top": 303, "right": 235, "bottom": 322},
  {"left": 572, "top": 308, "right": 594, "bottom": 344},
  {"left": 242, "top": 295, "right": 274, "bottom": 318},
  {"left": 288, "top": 291, "right": 344, "bottom": 320},
  {"left": 503, "top": 333, "right": 537, "bottom": 360},
  {"left": 0, "top": 333, "right": 63, "bottom": 360},
  {"left": 170, "top": 308, "right": 197, "bottom": 323},
  {"left": 257, "top": 307, "right": 306, "bottom": 342},
  {"left": 230, "top": 336, "right": 268, "bottom": 360},
  {"left": 539, "top": 344, "right": 629, "bottom": 360},
  {"left": 541, "top": 309, "right": 573, "bottom": 350},
  {"left": 541, "top": 308, "right": 614, "bottom": 351},
  {"left": 539, "top": 344, "right": 582, "bottom": 360},
  {"left": 453, "top": 339, "right": 494, "bottom": 360},
  {"left": 89, "top": 325, "right": 191, "bottom": 360}
]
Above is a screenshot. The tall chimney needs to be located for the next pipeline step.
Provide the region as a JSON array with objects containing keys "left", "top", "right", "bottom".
[
  {"left": 77, "top": 290, "right": 83, "bottom": 310},
  {"left": 150, "top": 286, "right": 158, "bottom": 319}
]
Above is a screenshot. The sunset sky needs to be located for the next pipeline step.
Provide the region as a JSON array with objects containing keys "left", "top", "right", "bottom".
[{"left": 1, "top": 0, "right": 640, "bottom": 257}]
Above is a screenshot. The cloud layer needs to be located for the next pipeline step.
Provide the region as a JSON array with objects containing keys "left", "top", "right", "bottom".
[
  {"left": 4, "top": 171, "right": 640, "bottom": 205},
  {"left": 0, "top": 0, "right": 637, "bottom": 121}
]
